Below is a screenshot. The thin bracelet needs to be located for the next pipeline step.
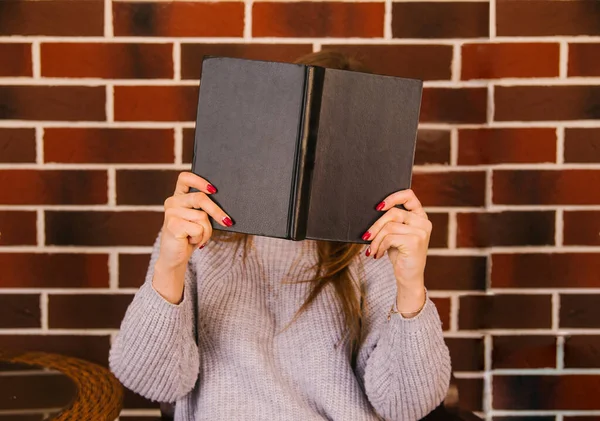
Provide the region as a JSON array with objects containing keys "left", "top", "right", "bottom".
[{"left": 388, "top": 289, "right": 427, "bottom": 320}]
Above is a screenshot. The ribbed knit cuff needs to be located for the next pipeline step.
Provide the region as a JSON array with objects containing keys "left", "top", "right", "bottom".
[{"left": 386, "top": 297, "right": 442, "bottom": 335}]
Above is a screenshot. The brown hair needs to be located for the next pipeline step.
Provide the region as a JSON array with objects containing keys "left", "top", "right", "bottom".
[{"left": 213, "top": 50, "right": 369, "bottom": 363}]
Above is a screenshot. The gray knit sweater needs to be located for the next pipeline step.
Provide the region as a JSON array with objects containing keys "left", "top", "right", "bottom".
[{"left": 109, "top": 234, "right": 451, "bottom": 421}]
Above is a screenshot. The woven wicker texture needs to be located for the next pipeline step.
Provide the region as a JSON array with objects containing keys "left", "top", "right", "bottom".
[{"left": 0, "top": 351, "right": 124, "bottom": 421}]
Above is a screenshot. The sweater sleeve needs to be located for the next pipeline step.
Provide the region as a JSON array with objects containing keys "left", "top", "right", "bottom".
[
  {"left": 356, "top": 259, "right": 452, "bottom": 421},
  {"left": 109, "top": 234, "right": 200, "bottom": 403}
]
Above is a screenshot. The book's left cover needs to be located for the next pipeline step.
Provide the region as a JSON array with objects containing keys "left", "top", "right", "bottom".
[{"left": 191, "top": 56, "right": 308, "bottom": 238}]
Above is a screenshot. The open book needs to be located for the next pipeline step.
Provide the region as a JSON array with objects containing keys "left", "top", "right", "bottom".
[{"left": 191, "top": 56, "right": 422, "bottom": 243}]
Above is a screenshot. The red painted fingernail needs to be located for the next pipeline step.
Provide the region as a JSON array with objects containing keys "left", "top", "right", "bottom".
[
  {"left": 376, "top": 201, "right": 385, "bottom": 211},
  {"left": 199, "top": 243, "right": 206, "bottom": 249},
  {"left": 362, "top": 231, "right": 371, "bottom": 241},
  {"left": 222, "top": 216, "right": 233, "bottom": 227},
  {"left": 365, "top": 247, "right": 371, "bottom": 257},
  {"left": 373, "top": 253, "right": 377, "bottom": 260},
  {"left": 207, "top": 184, "right": 217, "bottom": 194}
]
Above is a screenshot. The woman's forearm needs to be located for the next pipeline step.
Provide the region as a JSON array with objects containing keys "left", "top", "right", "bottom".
[{"left": 152, "top": 260, "right": 187, "bottom": 304}]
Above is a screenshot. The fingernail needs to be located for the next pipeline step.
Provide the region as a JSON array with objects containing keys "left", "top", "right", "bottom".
[
  {"left": 376, "top": 201, "right": 385, "bottom": 211},
  {"left": 207, "top": 184, "right": 217, "bottom": 194},
  {"left": 199, "top": 243, "right": 206, "bottom": 249},
  {"left": 365, "top": 247, "right": 371, "bottom": 257},
  {"left": 373, "top": 253, "right": 377, "bottom": 260},
  {"left": 362, "top": 231, "right": 371, "bottom": 241},
  {"left": 222, "top": 216, "right": 233, "bottom": 227}
]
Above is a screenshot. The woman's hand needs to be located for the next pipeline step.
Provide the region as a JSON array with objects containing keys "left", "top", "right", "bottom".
[
  {"left": 362, "top": 189, "right": 431, "bottom": 317},
  {"left": 153, "top": 172, "right": 233, "bottom": 304}
]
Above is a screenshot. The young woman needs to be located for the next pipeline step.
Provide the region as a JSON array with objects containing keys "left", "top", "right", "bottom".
[{"left": 109, "top": 52, "right": 451, "bottom": 421}]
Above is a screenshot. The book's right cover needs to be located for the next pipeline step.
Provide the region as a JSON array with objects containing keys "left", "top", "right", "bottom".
[{"left": 305, "top": 69, "right": 423, "bottom": 243}]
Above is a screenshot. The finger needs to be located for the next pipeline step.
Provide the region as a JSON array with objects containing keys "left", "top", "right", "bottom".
[
  {"left": 363, "top": 207, "right": 432, "bottom": 241},
  {"left": 165, "top": 208, "right": 213, "bottom": 246},
  {"left": 165, "top": 192, "right": 233, "bottom": 228},
  {"left": 368, "top": 222, "right": 428, "bottom": 258},
  {"left": 376, "top": 189, "right": 427, "bottom": 219},
  {"left": 174, "top": 171, "right": 217, "bottom": 196},
  {"left": 165, "top": 218, "right": 204, "bottom": 244}
]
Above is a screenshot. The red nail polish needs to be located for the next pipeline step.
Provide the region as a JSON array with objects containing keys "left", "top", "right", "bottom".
[
  {"left": 365, "top": 247, "right": 371, "bottom": 257},
  {"left": 207, "top": 184, "right": 217, "bottom": 194},
  {"left": 373, "top": 253, "right": 377, "bottom": 260},
  {"left": 362, "top": 231, "right": 371, "bottom": 241},
  {"left": 199, "top": 243, "right": 206, "bottom": 249},
  {"left": 376, "top": 201, "right": 385, "bottom": 211},
  {"left": 222, "top": 216, "right": 233, "bottom": 227}
]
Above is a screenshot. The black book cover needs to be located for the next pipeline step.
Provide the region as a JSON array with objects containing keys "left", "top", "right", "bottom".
[{"left": 191, "top": 56, "right": 422, "bottom": 244}]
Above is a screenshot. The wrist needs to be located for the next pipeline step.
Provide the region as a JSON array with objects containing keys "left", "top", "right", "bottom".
[
  {"left": 395, "top": 283, "right": 426, "bottom": 319},
  {"left": 152, "top": 260, "right": 186, "bottom": 304}
]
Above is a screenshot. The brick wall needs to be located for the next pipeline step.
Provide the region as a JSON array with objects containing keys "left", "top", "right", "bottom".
[{"left": 0, "top": 0, "right": 599, "bottom": 419}]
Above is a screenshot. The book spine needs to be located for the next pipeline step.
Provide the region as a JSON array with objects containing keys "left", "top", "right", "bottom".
[{"left": 289, "top": 66, "right": 325, "bottom": 240}]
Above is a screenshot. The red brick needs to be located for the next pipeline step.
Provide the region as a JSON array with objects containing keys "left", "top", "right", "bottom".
[
  {"left": 564, "top": 128, "right": 600, "bottom": 163},
  {"left": 44, "top": 128, "right": 174, "bottom": 164},
  {"left": 458, "top": 128, "right": 556, "bottom": 165},
  {"left": 495, "top": 86, "right": 600, "bottom": 121},
  {"left": 431, "top": 297, "right": 451, "bottom": 331},
  {"left": 253, "top": 3, "right": 384, "bottom": 38},
  {"left": 0, "top": 253, "right": 108, "bottom": 288},
  {"left": 564, "top": 211, "right": 600, "bottom": 246},
  {"left": 392, "top": 2, "right": 489, "bottom": 38},
  {"left": 414, "top": 130, "right": 451, "bottom": 166},
  {"left": 0, "top": 170, "right": 107, "bottom": 205},
  {"left": 0, "top": 43, "right": 32, "bottom": 77},
  {"left": 569, "top": 43, "right": 600, "bottom": 76},
  {"left": 181, "top": 44, "right": 312, "bottom": 80},
  {"left": 425, "top": 256, "right": 487, "bottom": 291},
  {"left": 462, "top": 43, "right": 559, "bottom": 80},
  {"left": 41, "top": 43, "right": 173, "bottom": 79},
  {"left": 453, "top": 378, "right": 483, "bottom": 412},
  {"left": 445, "top": 338, "right": 484, "bottom": 371},
  {"left": 0, "top": 86, "right": 105, "bottom": 121},
  {"left": 0, "top": 372, "right": 76, "bottom": 410},
  {"left": 421, "top": 88, "right": 487, "bottom": 123},
  {"left": 427, "top": 213, "right": 448, "bottom": 249},
  {"left": 493, "top": 417, "right": 554, "bottom": 421},
  {"left": 493, "top": 170, "right": 600, "bottom": 205},
  {"left": 0, "top": 335, "right": 110, "bottom": 366},
  {"left": 413, "top": 171, "right": 486, "bottom": 207},
  {"left": 116, "top": 170, "right": 179, "bottom": 205},
  {"left": 459, "top": 295, "right": 552, "bottom": 330},
  {"left": 560, "top": 295, "right": 600, "bottom": 329},
  {"left": 321, "top": 45, "right": 452, "bottom": 81},
  {"left": 457, "top": 211, "right": 555, "bottom": 247},
  {"left": 492, "top": 254, "right": 600, "bottom": 289},
  {"left": 114, "top": 86, "right": 197, "bottom": 122},
  {"left": 182, "top": 128, "right": 195, "bottom": 163},
  {"left": 45, "top": 211, "right": 162, "bottom": 247},
  {"left": 494, "top": 375, "right": 600, "bottom": 410},
  {"left": 119, "top": 254, "right": 151, "bottom": 288},
  {"left": 0, "top": 128, "right": 36, "bottom": 163},
  {"left": 48, "top": 294, "right": 133, "bottom": 329},
  {"left": 114, "top": 2, "right": 243, "bottom": 37},
  {"left": 564, "top": 336, "right": 600, "bottom": 368},
  {"left": 0, "top": 211, "right": 36, "bottom": 246},
  {"left": 0, "top": 294, "right": 40, "bottom": 328},
  {"left": 497, "top": 0, "right": 600, "bottom": 36},
  {"left": 0, "top": 0, "right": 103, "bottom": 36},
  {"left": 492, "top": 336, "right": 557, "bottom": 369}
]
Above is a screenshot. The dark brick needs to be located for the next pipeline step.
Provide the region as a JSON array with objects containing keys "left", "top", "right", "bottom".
[
  {"left": 44, "top": 128, "right": 175, "bottom": 164},
  {"left": 560, "top": 295, "right": 600, "bottom": 329},
  {"left": 123, "top": 388, "right": 160, "bottom": 409},
  {"left": 0, "top": 128, "right": 36, "bottom": 163},
  {"left": 48, "top": 294, "right": 133, "bottom": 329},
  {"left": 445, "top": 338, "right": 484, "bottom": 372},
  {"left": 114, "top": 2, "right": 244, "bottom": 37},
  {"left": 492, "top": 254, "right": 600, "bottom": 289},
  {"left": 453, "top": 378, "right": 483, "bottom": 412},
  {"left": 431, "top": 297, "right": 451, "bottom": 331},
  {"left": 0, "top": 373, "right": 76, "bottom": 410},
  {"left": 459, "top": 295, "right": 552, "bottom": 330},
  {"left": 116, "top": 170, "right": 179, "bottom": 205},
  {"left": 392, "top": 2, "right": 489, "bottom": 38},
  {"left": 0, "top": 211, "right": 36, "bottom": 245},
  {"left": 182, "top": 128, "right": 195, "bottom": 163},
  {"left": 569, "top": 43, "right": 600, "bottom": 77},
  {"left": 0, "top": 294, "right": 40, "bottom": 328},
  {"left": 497, "top": 0, "right": 600, "bottom": 36},
  {"left": 41, "top": 43, "right": 173, "bottom": 79},
  {"left": 493, "top": 375, "right": 600, "bottom": 410},
  {"left": 0, "top": 43, "right": 32, "bottom": 77},
  {"left": 458, "top": 128, "right": 556, "bottom": 165},
  {"left": 457, "top": 211, "right": 555, "bottom": 247},
  {"left": 0, "top": 0, "right": 103, "bottom": 36},
  {"left": 114, "top": 86, "right": 198, "bottom": 122},
  {"left": 415, "top": 130, "right": 451, "bottom": 166},
  {"left": 493, "top": 418, "right": 555, "bottom": 421},
  {"left": 493, "top": 170, "right": 600, "bottom": 205},
  {"left": 253, "top": 3, "right": 384, "bottom": 38},
  {"left": 45, "top": 211, "right": 162, "bottom": 247},
  {"left": 564, "top": 128, "right": 600, "bottom": 163},
  {"left": 493, "top": 336, "right": 557, "bottom": 369},
  {"left": 0, "top": 170, "right": 107, "bottom": 205},
  {"left": 425, "top": 256, "right": 487, "bottom": 291},
  {"left": 564, "top": 211, "right": 600, "bottom": 246},
  {"left": 413, "top": 171, "right": 486, "bottom": 207},
  {"left": 427, "top": 213, "right": 448, "bottom": 249},
  {"left": 181, "top": 44, "right": 312, "bottom": 79},
  {"left": 0, "top": 253, "right": 108, "bottom": 288},
  {"left": 564, "top": 336, "right": 600, "bottom": 368},
  {"left": 421, "top": 88, "right": 487, "bottom": 124},
  {"left": 119, "top": 254, "right": 151, "bottom": 288},
  {"left": 0, "top": 86, "right": 105, "bottom": 121},
  {"left": 495, "top": 86, "right": 600, "bottom": 121}
]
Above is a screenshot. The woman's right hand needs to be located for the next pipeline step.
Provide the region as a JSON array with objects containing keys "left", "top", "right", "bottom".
[{"left": 152, "top": 171, "right": 233, "bottom": 304}]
